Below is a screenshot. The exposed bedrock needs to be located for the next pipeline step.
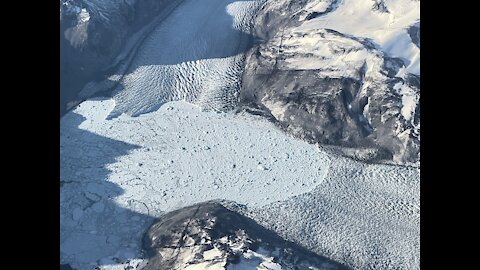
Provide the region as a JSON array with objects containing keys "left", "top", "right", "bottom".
[
  {"left": 142, "top": 201, "right": 349, "bottom": 270},
  {"left": 240, "top": 0, "right": 420, "bottom": 164}
]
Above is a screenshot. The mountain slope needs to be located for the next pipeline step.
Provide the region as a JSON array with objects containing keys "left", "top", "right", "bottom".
[
  {"left": 241, "top": 0, "right": 420, "bottom": 163},
  {"left": 142, "top": 202, "right": 349, "bottom": 270}
]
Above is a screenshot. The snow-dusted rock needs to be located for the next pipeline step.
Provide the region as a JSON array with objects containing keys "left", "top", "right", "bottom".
[
  {"left": 142, "top": 202, "right": 348, "bottom": 270},
  {"left": 240, "top": 0, "right": 420, "bottom": 163}
]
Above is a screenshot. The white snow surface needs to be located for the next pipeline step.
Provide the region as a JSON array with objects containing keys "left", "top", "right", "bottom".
[
  {"left": 60, "top": 99, "right": 331, "bottom": 269},
  {"left": 269, "top": 28, "right": 383, "bottom": 79},
  {"left": 298, "top": 0, "right": 420, "bottom": 75}
]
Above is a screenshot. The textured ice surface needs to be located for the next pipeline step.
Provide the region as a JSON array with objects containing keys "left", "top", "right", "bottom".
[
  {"left": 68, "top": 99, "right": 331, "bottom": 209},
  {"left": 60, "top": 98, "right": 419, "bottom": 269},
  {"left": 60, "top": 99, "right": 331, "bottom": 269},
  {"left": 107, "top": 0, "right": 263, "bottom": 117},
  {"left": 245, "top": 156, "right": 420, "bottom": 269}
]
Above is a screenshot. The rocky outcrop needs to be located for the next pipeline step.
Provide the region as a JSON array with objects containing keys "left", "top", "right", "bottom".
[
  {"left": 240, "top": 0, "right": 420, "bottom": 164},
  {"left": 142, "top": 201, "right": 349, "bottom": 269}
]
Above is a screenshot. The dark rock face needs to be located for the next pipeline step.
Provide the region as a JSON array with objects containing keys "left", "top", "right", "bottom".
[
  {"left": 240, "top": 0, "right": 420, "bottom": 164},
  {"left": 142, "top": 201, "right": 349, "bottom": 270},
  {"left": 60, "top": 0, "right": 171, "bottom": 116},
  {"left": 242, "top": 71, "right": 367, "bottom": 146}
]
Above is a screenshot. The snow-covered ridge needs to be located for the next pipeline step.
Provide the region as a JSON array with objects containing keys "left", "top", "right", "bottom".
[
  {"left": 298, "top": 0, "right": 420, "bottom": 75},
  {"left": 265, "top": 28, "right": 383, "bottom": 78}
]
